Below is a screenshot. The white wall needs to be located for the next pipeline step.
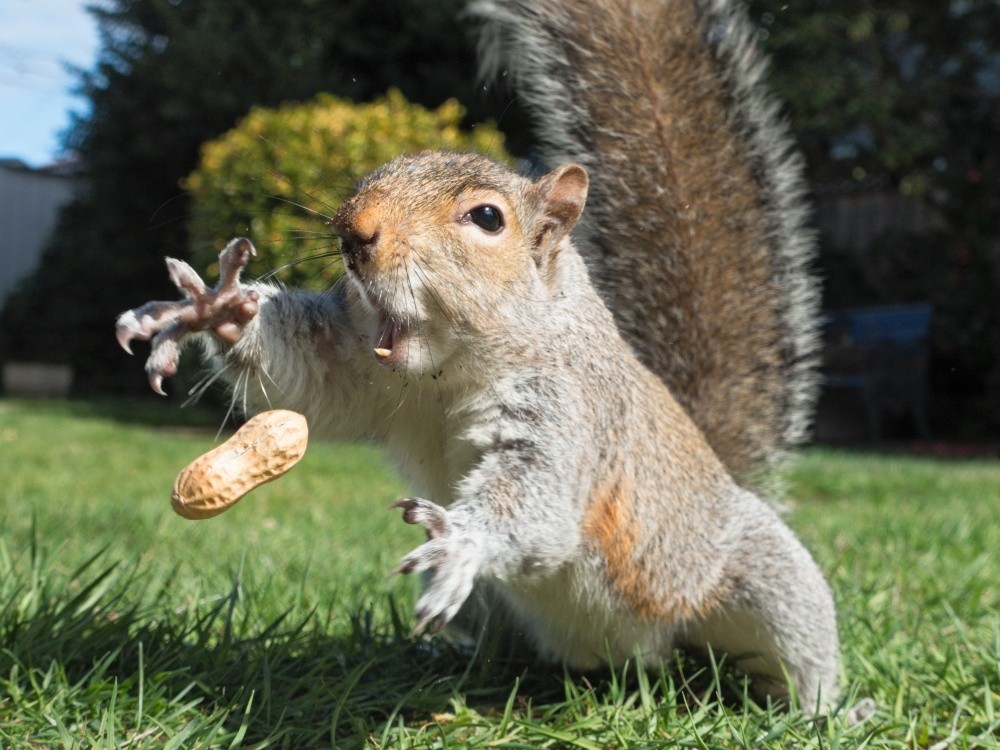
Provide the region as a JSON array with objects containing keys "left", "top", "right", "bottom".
[{"left": 0, "top": 160, "right": 79, "bottom": 307}]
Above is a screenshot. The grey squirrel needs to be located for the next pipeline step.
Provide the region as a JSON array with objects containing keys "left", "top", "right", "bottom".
[{"left": 116, "top": 0, "right": 839, "bottom": 712}]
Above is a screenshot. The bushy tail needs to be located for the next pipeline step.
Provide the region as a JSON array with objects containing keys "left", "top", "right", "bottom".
[{"left": 472, "top": 0, "right": 820, "bottom": 488}]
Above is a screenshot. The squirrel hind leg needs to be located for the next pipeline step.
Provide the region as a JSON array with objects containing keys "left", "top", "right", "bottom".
[
  {"left": 682, "top": 502, "right": 841, "bottom": 714},
  {"left": 684, "top": 602, "right": 838, "bottom": 713}
]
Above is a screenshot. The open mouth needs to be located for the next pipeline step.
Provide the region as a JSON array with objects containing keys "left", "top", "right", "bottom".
[
  {"left": 353, "top": 274, "right": 417, "bottom": 369},
  {"left": 373, "top": 309, "right": 410, "bottom": 366}
]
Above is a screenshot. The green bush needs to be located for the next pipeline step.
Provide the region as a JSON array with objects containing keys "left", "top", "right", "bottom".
[{"left": 185, "top": 89, "right": 511, "bottom": 289}]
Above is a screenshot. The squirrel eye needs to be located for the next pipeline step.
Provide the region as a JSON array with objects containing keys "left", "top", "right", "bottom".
[{"left": 467, "top": 204, "right": 504, "bottom": 233}]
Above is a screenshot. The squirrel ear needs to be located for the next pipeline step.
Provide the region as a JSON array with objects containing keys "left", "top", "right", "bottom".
[{"left": 531, "top": 164, "right": 589, "bottom": 263}]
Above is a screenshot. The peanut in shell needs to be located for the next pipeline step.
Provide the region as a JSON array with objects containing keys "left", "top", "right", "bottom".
[{"left": 171, "top": 409, "right": 308, "bottom": 519}]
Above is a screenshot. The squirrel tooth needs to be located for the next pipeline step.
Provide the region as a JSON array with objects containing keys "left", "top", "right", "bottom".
[{"left": 374, "top": 347, "right": 392, "bottom": 359}]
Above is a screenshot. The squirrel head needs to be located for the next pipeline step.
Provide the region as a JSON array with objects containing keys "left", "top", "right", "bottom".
[{"left": 331, "top": 151, "right": 588, "bottom": 374}]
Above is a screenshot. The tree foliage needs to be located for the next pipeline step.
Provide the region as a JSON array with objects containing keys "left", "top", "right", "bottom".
[
  {"left": 747, "top": 1, "right": 999, "bottom": 187},
  {"left": 747, "top": 0, "right": 1000, "bottom": 402},
  {"left": 186, "top": 90, "right": 510, "bottom": 290}
]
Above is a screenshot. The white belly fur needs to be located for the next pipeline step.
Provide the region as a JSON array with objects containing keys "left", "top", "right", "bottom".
[{"left": 495, "top": 559, "right": 676, "bottom": 668}]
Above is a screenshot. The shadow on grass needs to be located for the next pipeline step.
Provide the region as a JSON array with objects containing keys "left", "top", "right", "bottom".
[
  {"left": 1, "top": 543, "right": 764, "bottom": 747},
  {"left": 0, "top": 547, "right": 575, "bottom": 746}
]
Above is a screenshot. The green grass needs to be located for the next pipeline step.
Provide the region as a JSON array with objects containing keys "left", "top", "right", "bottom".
[{"left": 0, "top": 397, "right": 997, "bottom": 748}]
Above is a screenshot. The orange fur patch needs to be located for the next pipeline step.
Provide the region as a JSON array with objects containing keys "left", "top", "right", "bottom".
[{"left": 582, "top": 480, "right": 693, "bottom": 621}]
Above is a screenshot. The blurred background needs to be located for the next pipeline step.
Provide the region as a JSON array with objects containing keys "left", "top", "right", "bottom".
[{"left": 1, "top": 0, "right": 998, "bottom": 450}]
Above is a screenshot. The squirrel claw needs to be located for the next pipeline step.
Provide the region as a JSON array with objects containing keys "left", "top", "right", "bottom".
[
  {"left": 142, "top": 322, "right": 183, "bottom": 395},
  {"left": 218, "top": 237, "right": 256, "bottom": 290},
  {"left": 116, "top": 320, "right": 137, "bottom": 355},
  {"left": 116, "top": 237, "right": 259, "bottom": 392},
  {"left": 409, "top": 610, "right": 448, "bottom": 637},
  {"left": 165, "top": 257, "right": 207, "bottom": 300},
  {"left": 393, "top": 497, "right": 449, "bottom": 539},
  {"left": 393, "top": 503, "right": 481, "bottom": 638},
  {"left": 391, "top": 558, "right": 416, "bottom": 577},
  {"left": 149, "top": 372, "right": 167, "bottom": 396}
]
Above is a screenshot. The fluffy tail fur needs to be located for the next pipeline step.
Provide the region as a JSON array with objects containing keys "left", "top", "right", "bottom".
[{"left": 471, "top": 0, "right": 820, "bottom": 488}]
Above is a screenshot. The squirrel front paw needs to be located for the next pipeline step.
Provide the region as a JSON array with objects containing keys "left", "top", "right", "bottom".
[
  {"left": 393, "top": 498, "right": 482, "bottom": 635},
  {"left": 115, "top": 237, "right": 260, "bottom": 394}
]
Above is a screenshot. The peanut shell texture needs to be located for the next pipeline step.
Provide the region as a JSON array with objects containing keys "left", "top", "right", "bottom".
[{"left": 171, "top": 409, "right": 309, "bottom": 519}]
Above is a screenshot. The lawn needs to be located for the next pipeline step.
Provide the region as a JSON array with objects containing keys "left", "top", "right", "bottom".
[{"left": 0, "top": 397, "right": 997, "bottom": 748}]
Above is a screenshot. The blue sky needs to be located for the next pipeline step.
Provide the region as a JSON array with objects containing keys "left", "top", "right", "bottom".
[{"left": 0, "top": 0, "right": 100, "bottom": 167}]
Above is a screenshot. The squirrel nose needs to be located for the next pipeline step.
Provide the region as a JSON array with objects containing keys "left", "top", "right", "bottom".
[{"left": 339, "top": 229, "right": 379, "bottom": 269}]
